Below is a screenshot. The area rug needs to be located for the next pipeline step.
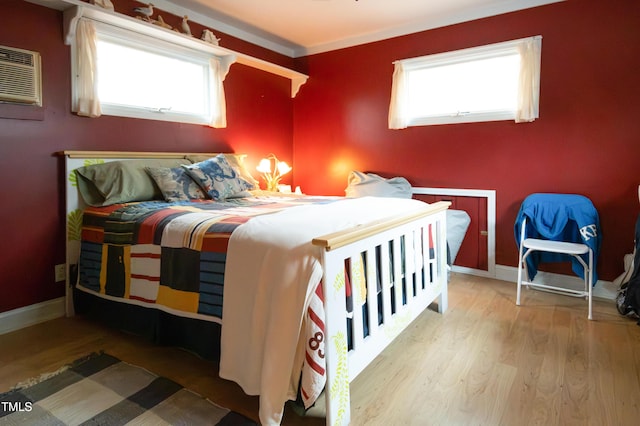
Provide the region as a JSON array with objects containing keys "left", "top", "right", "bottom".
[{"left": 0, "top": 352, "right": 257, "bottom": 425}]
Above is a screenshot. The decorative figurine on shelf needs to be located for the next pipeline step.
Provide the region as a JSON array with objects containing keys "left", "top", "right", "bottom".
[
  {"left": 153, "top": 15, "right": 173, "bottom": 30},
  {"left": 181, "top": 15, "right": 192, "bottom": 36},
  {"left": 90, "top": 0, "right": 114, "bottom": 10},
  {"left": 133, "top": 3, "right": 154, "bottom": 21},
  {"left": 201, "top": 29, "right": 220, "bottom": 45}
]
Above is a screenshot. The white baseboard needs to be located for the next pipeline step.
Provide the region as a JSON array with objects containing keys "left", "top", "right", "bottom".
[
  {"left": 493, "top": 264, "right": 617, "bottom": 301},
  {"left": 0, "top": 297, "right": 65, "bottom": 336},
  {"left": 450, "top": 263, "right": 617, "bottom": 301},
  {"left": 451, "top": 265, "right": 494, "bottom": 278}
]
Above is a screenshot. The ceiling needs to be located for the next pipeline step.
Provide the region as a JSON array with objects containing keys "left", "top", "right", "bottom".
[{"left": 152, "top": 0, "right": 562, "bottom": 57}]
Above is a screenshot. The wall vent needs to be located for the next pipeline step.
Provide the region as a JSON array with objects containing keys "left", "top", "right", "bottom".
[{"left": 0, "top": 45, "right": 42, "bottom": 106}]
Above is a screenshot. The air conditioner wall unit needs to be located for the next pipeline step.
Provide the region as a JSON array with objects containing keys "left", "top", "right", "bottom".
[{"left": 0, "top": 45, "right": 42, "bottom": 106}]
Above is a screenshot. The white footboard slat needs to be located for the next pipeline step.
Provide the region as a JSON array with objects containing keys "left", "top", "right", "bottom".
[
  {"left": 349, "top": 254, "right": 365, "bottom": 352},
  {"left": 392, "top": 236, "right": 404, "bottom": 315},
  {"left": 314, "top": 202, "right": 449, "bottom": 426},
  {"left": 379, "top": 243, "right": 393, "bottom": 325},
  {"left": 365, "top": 248, "right": 379, "bottom": 339},
  {"left": 414, "top": 228, "right": 425, "bottom": 294}
]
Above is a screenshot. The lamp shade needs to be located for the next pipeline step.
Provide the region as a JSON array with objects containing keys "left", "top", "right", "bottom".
[{"left": 257, "top": 158, "right": 272, "bottom": 174}]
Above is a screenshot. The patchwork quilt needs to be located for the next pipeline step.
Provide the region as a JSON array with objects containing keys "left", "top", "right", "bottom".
[{"left": 78, "top": 196, "right": 336, "bottom": 321}]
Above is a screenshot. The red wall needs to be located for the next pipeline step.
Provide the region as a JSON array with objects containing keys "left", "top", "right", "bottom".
[
  {"left": 293, "top": 0, "right": 640, "bottom": 281},
  {"left": 3, "top": 0, "right": 639, "bottom": 314},
  {"left": 0, "top": 0, "right": 295, "bottom": 313}
]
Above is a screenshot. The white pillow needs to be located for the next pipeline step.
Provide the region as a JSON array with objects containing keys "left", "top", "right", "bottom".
[{"left": 345, "top": 171, "right": 412, "bottom": 199}]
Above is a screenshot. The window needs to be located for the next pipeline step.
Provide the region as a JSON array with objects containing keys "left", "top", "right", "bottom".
[
  {"left": 72, "top": 19, "right": 227, "bottom": 127},
  {"left": 389, "top": 36, "right": 542, "bottom": 129}
]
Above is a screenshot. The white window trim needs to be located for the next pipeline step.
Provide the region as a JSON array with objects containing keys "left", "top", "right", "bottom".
[
  {"left": 389, "top": 35, "right": 542, "bottom": 129},
  {"left": 90, "top": 21, "right": 216, "bottom": 125},
  {"left": 70, "top": 18, "right": 227, "bottom": 126}
]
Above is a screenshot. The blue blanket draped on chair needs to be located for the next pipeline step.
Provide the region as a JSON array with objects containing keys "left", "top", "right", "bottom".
[{"left": 514, "top": 193, "right": 601, "bottom": 285}]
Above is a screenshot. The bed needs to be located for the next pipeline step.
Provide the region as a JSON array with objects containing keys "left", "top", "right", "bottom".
[{"left": 63, "top": 151, "right": 450, "bottom": 425}]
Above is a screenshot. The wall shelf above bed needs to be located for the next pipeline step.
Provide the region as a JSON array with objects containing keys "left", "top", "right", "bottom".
[{"left": 25, "top": 0, "right": 309, "bottom": 98}]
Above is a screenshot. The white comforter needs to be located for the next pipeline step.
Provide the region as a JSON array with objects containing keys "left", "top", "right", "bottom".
[{"left": 219, "top": 196, "right": 430, "bottom": 425}]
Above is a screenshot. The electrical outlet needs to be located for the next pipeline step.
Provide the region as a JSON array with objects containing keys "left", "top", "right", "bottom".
[{"left": 55, "top": 264, "right": 66, "bottom": 282}]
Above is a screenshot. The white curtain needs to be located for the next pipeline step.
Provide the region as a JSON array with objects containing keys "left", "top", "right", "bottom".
[
  {"left": 388, "top": 61, "right": 409, "bottom": 130},
  {"left": 75, "top": 18, "right": 101, "bottom": 118},
  {"left": 515, "top": 36, "right": 542, "bottom": 123},
  {"left": 209, "top": 57, "right": 228, "bottom": 128}
]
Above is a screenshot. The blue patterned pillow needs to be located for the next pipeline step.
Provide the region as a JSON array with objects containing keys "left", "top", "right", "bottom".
[
  {"left": 145, "top": 166, "right": 207, "bottom": 202},
  {"left": 182, "top": 154, "right": 253, "bottom": 200}
]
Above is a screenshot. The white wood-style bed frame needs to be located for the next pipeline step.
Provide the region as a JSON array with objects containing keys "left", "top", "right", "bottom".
[{"left": 63, "top": 151, "right": 450, "bottom": 425}]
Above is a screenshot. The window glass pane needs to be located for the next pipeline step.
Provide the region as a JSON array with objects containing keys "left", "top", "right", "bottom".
[
  {"left": 96, "top": 39, "right": 208, "bottom": 115},
  {"left": 389, "top": 36, "right": 541, "bottom": 128},
  {"left": 406, "top": 53, "right": 520, "bottom": 119}
]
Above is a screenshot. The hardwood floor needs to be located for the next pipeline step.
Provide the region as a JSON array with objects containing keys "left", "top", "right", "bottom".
[{"left": 1, "top": 273, "right": 639, "bottom": 425}]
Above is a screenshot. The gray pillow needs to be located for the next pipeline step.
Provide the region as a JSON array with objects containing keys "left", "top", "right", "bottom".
[
  {"left": 75, "top": 158, "right": 191, "bottom": 206},
  {"left": 447, "top": 209, "right": 471, "bottom": 264}
]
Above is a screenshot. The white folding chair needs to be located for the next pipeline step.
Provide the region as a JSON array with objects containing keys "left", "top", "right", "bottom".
[
  {"left": 515, "top": 192, "right": 599, "bottom": 320},
  {"left": 516, "top": 217, "right": 594, "bottom": 320}
]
